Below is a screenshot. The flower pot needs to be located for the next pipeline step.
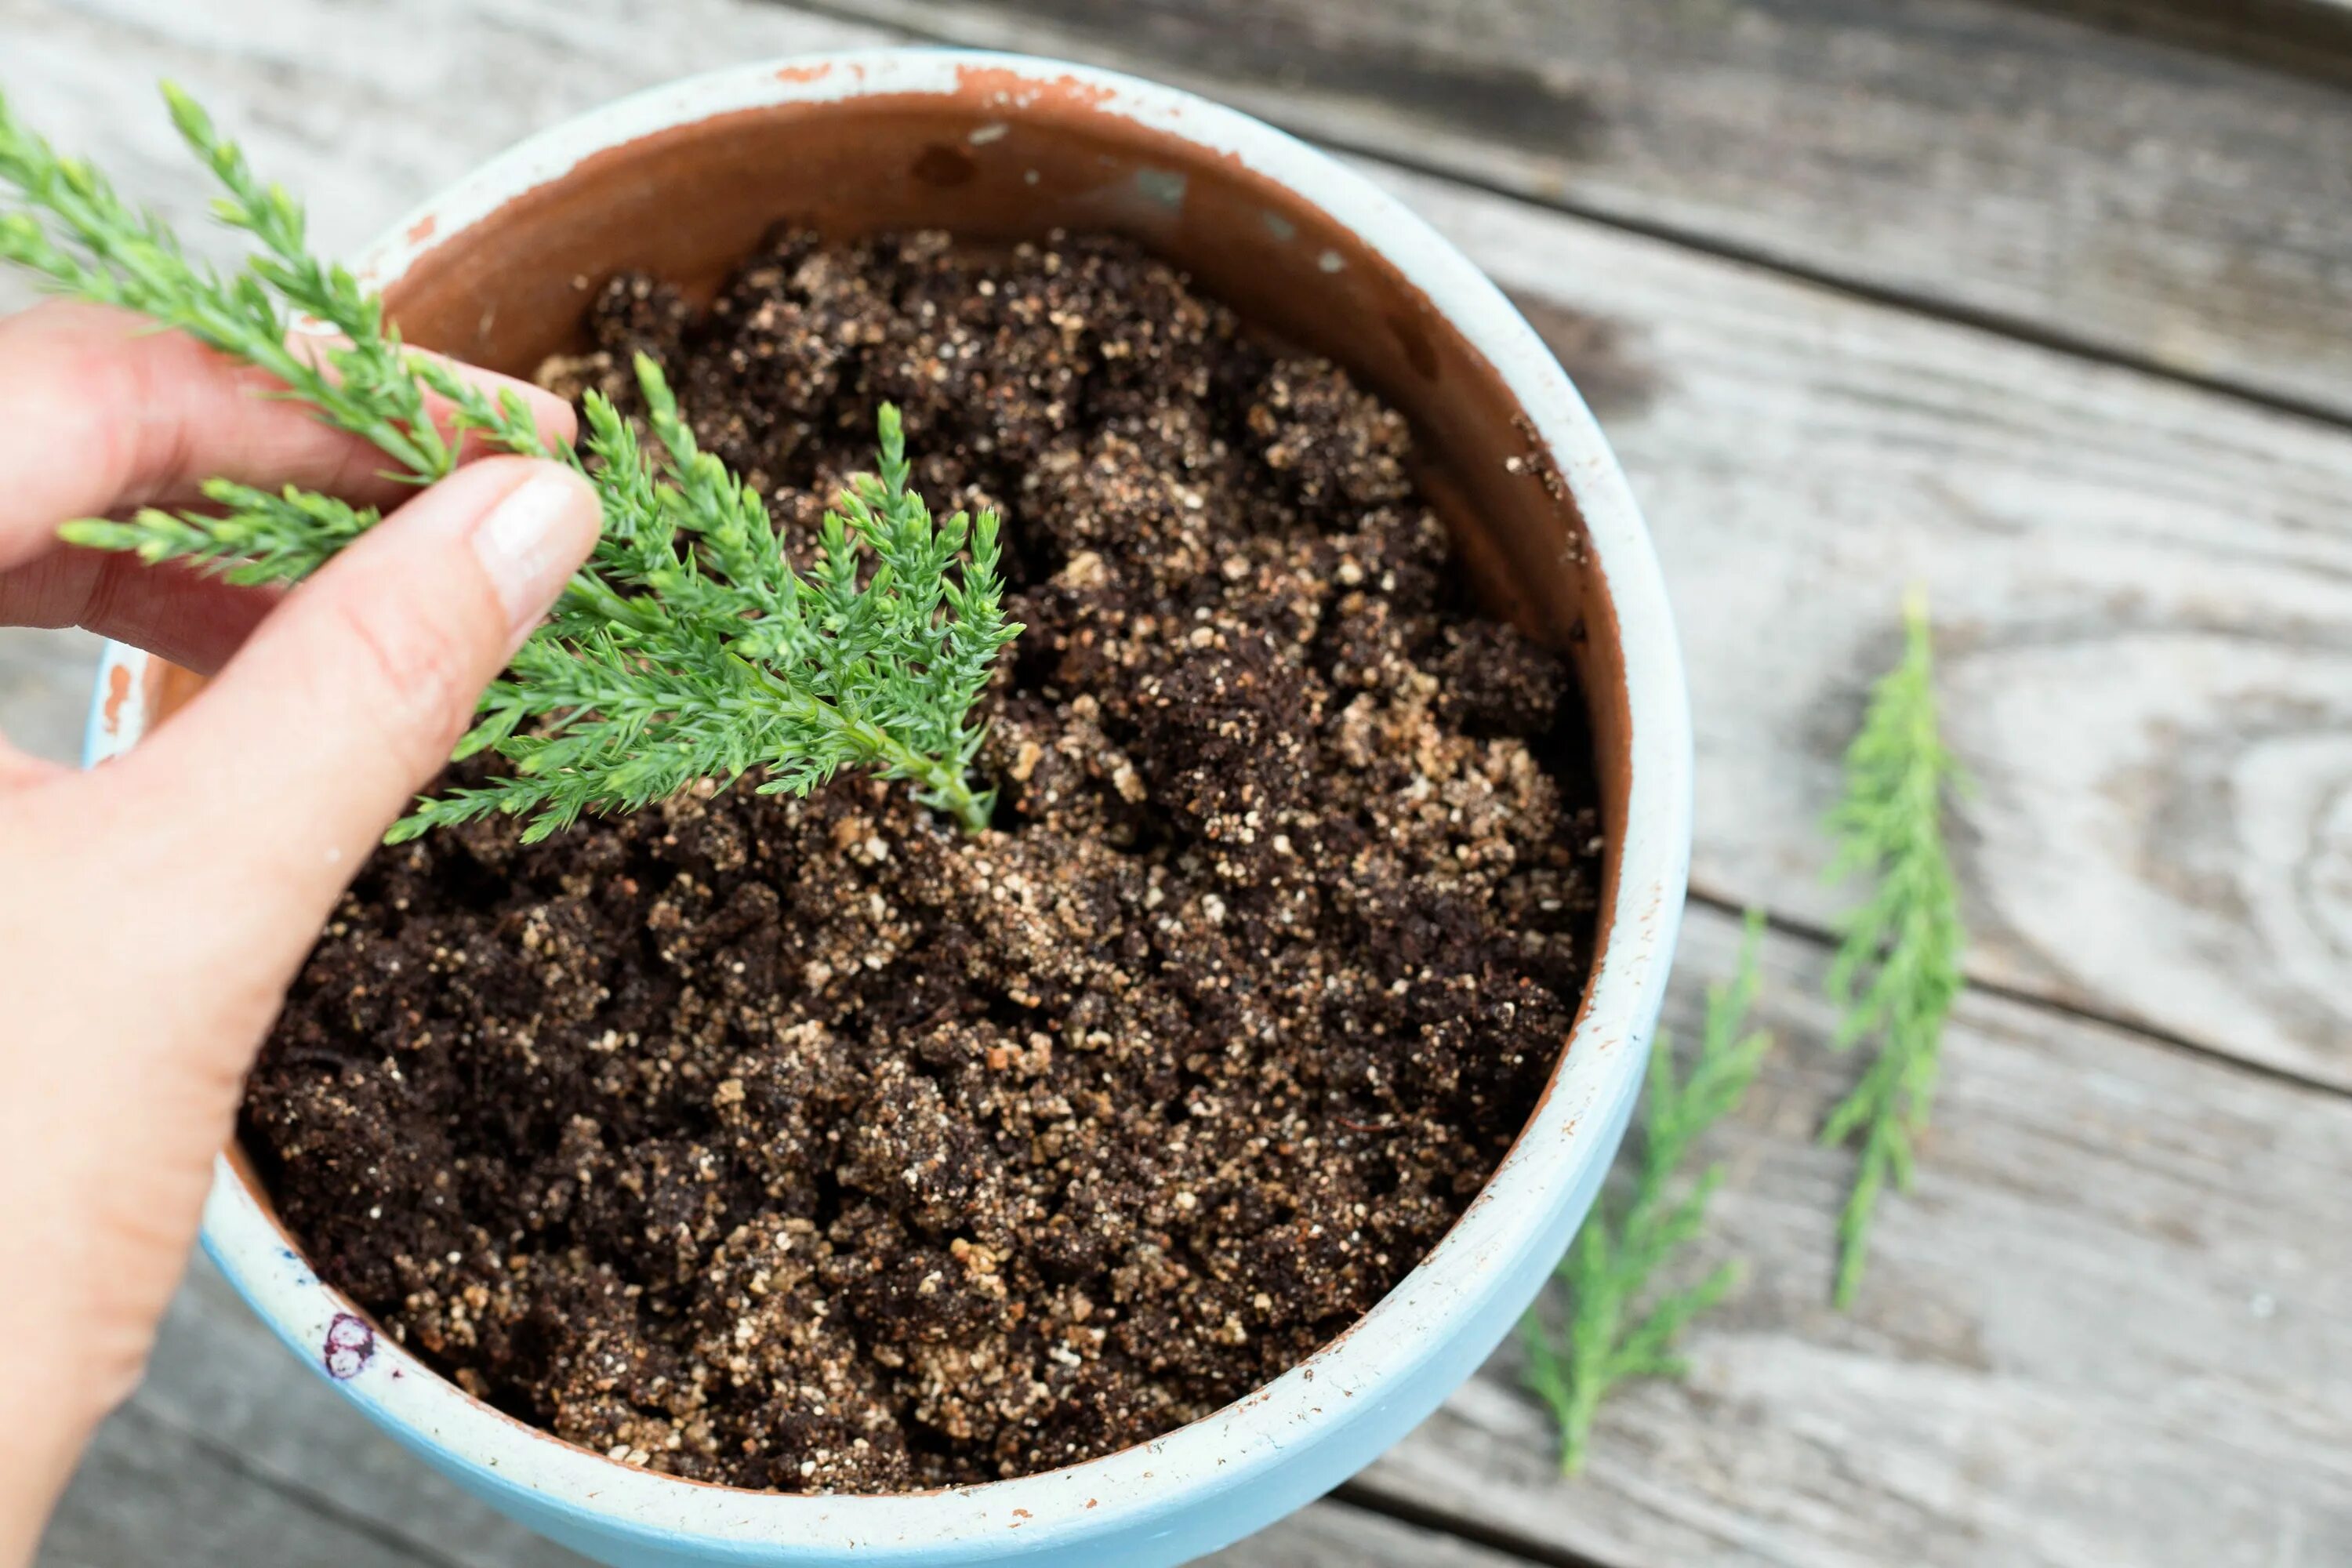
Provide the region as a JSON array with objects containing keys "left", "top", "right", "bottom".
[{"left": 84, "top": 49, "right": 1690, "bottom": 1568}]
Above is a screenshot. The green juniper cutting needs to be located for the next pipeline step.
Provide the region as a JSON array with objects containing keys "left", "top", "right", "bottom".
[
  {"left": 0, "top": 82, "right": 1019, "bottom": 837},
  {"left": 1820, "top": 591, "right": 1966, "bottom": 1308},
  {"left": 1519, "top": 912, "right": 1771, "bottom": 1476}
]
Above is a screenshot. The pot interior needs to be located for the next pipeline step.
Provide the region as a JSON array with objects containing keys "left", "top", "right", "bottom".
[
  {"left": 368, "top": 78, "right": 1628, "bottom": 840},
  {"left": 162, "top": 71, "right": 1633, "bottom": 1322}
]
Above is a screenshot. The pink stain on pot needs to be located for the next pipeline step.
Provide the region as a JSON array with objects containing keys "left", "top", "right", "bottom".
[{"left": 324, "top": 1312, "right": 376, "bottom": 1380}]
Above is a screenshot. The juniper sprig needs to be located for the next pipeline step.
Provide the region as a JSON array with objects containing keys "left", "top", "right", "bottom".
[
  {"left": 1519, "top": 913, "right": 1770, "bottom": 1476},
  {"left": 1819, "top": 591, "right": 1966, "bottom": 1308},
  {"left": 0, "top": 82, "right": 1019, "bottom": 837}
]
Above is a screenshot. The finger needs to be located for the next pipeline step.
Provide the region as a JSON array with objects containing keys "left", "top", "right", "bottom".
[
  {"left": 0, "top": 726, "right": 60, "bottom": 789},
  {"left": 0, "top": 549, "right": 276, "bottom": 675},
  {"left": 114, "top": 456, "right": 599, "bottom": 924},
  {"left": 0, "top": 299, "right": 578, "bottom": 568}
]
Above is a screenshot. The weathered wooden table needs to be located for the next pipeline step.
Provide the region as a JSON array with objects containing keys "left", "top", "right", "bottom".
[{"left": 9, "top": 0, "right": 2351, "bottom": 1563}]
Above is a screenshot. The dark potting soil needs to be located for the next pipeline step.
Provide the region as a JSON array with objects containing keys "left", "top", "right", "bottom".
[{"left": 241, "top": 227, "right": 1605, "bottom": 1493}]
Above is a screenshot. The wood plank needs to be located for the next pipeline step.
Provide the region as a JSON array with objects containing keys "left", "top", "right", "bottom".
[
  {"left": 9, "top": 5, "right": 2352, "bottom": 1559},
  {"left": 1359, "top": 155, "right": 2352, "bottom": 1091},
  {"left": 16, "top": 0, "right": 2352, "bottom": 1078},
  {"left": 1343, "top": 156, "right": 2352, "bottom": 1090},
  {"left": 0, "top": 628, "right": 100, "bottom": 764},
  {"left": 43, "top": 1259, "right": 1539, "bottom": 1568},
  {"left": 40, "top": 1400, "right": 463, "bottom": 1568},
  {"left": 2020, "top": 0, "right": 2352, "bottom": 81},
  {"left": 49, "top": 1259, "right": 593, "bottom": 1568},
  {"left": 1214, "top": 1504, "right": 1556, "bottom": 1568},
  {"left": 1350, "top": 902, "right": 2352, "bottom": 1568},
  {"left": 801, "top": 0, "right": 2352, "bottom": 424},
  {"left": 2, "top": 0, "right": 887, "bottom": 273},
  {"left": 50, "top": 902, "right": 2352, "bottom": 1567}
]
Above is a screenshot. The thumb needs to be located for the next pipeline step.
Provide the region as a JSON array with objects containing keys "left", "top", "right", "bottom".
[{"left": 120, "top": 455, "right": 601, "bottom": 918}]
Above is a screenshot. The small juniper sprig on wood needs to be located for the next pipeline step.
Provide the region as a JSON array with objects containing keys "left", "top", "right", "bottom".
[
  {"left": 0, "top": 82, "right": 1019, "bottom": 837},
  {"left": 1819, "top": 590, "right": 1966, "bottom": 1308},
  {"left": 1519, "top": 913, "right": 1770, "bottom": 1476}
]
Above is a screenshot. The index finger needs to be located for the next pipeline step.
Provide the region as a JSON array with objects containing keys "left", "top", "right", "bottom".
[{"left": 0, "top": 297, "right": 578, "bottom": 570}]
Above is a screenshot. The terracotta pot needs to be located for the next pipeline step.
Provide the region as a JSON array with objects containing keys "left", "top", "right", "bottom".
[{"left": 85, "top": 49, "right": 1691, "bottom": 1568}]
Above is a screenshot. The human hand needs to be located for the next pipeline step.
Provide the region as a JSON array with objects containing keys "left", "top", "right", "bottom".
[{"left": 0, "top": 300, "right": 601, "bottom": 1565}]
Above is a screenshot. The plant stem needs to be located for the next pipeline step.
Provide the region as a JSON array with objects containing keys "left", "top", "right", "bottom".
[
  {"left": 741, "top": 664, "right": 993, "bottom": 833},
  {"left": 1520, "top": 913, "right": 1771, "bottom": 1475},
  {"left": 1819, "top": 590, "right": 1964, "bottom": 1307}
]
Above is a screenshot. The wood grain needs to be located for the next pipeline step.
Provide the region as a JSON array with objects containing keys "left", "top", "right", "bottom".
[
  {"left": 1351, "top": 903, "right": 2352, "bottom": 1568},
  {"left": 8, "top": 1, "right": 2352, "bottom": 1563},
  {"left": 1355, "top": 154, "right": 2352, "bottom": 1091},
  {"left": 0, "top": 628, "right": 101, "bottom": 764},
  {"left": 43, "top": 1407, "right": 465, "bottom": 1568},
  {"left": 1388, "top": 155, "right": 2352, "bottom": 1091},
  {"left": 16, "top": 0, "right": 2352, "bottom": 1080},
  {"left": 800, "top": 0, "right": 2352, "bottom": 424},
  {"left": 4, "top": 0, "right": 884, "bottom": 274},
  {"left": 40, "top": 902, "right": 2352, "bottom": 1567},
  {"left": 39, "top": 1260, "right": 1541, "bottom": 1568},
  {"left": 2018, "top": 0, "right": 2352, "bottom": 82}
]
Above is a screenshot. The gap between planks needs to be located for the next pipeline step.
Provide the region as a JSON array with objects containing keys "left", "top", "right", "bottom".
[
  {"left": 1682, "top": 886, "right": 2352, "bottom": 1105},
  {"left": 2008, "top": 0, "right": 2352, "bottom": 81},
  {"left": 1336, "top": 1479, "right": 1617, "bottom": 1568}
]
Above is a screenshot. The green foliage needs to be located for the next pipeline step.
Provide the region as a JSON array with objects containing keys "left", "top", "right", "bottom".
[
  {"left": 61, "top": 478, "right": 379, "bottom": 586},
  {"left": 1819, "top": 591, "right": 1966, "bottom": 1308},
  {"left": 1519, "top": 912, "right": 1771, "bottom": 1476},
  {"left": 1, "top": 82, "right": 1018, "bottom": 837}
]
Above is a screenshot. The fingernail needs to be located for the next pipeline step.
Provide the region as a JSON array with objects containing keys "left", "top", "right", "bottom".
[{"left": 472, "top": 467, "right": 597, "bottom": 637}]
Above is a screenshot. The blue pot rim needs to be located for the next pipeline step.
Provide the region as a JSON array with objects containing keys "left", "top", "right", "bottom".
[{"left": 85, "top": 46, "right": 1692, "bottom": 1563}]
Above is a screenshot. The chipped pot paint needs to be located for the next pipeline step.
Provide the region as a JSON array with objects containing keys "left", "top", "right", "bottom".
[{"left": 83, "top": 50, "right": 1690, "bottom": 1568}]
